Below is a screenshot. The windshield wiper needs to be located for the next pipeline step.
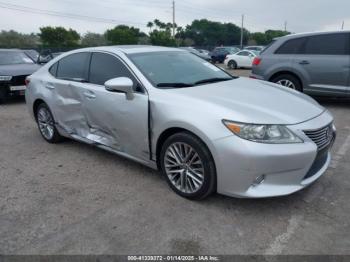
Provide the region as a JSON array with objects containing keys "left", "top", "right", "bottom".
[
  {"left": 157, "top": 82, "right": 194, "bottom": 88},
  {"left": 194, "top": 77, "right": 232, "bottom": 86}
]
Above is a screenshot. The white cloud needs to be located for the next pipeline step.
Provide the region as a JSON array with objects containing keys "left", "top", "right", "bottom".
[{"left": 0, "top": 0, "right": 349, "bottom": 34}]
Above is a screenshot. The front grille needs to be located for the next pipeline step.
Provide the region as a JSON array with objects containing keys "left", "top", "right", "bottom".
[
  {"left": 10, "top": 75, "right": 27, "bottom": 86},
  {"left": 304, "top": 124, "right": 334, "bottom": 151}
]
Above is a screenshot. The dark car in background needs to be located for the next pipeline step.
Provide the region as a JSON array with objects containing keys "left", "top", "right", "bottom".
[
  {"left": 251, "top": 31, "right": 350, "bottom": 97},
  {"left": 0, "top": 49, "right": 40, "bottom": 102},
  {"left": 210, "top": 46, "right": 240, "bottom": 63}
]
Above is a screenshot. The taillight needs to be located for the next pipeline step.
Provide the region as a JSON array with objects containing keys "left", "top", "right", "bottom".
[
  {"left": 25, "top": 78, "right": 30, "bottom": 86},
  {"left": 252, "top": 57, "right": 262, "bottom": 66}
]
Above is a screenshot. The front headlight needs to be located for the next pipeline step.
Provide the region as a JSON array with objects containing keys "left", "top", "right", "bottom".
[
  {"left": 0, "top": 76, "right": 12, "bottom": 81},
  {"left": 223, "top": 120, "right": 303, "bottom": 144}
]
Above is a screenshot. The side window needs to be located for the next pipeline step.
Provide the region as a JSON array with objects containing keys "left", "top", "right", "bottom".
[
  {"left": 275, "top": 37, "right": 306, "bottom": 54},
  {"left": 238, "top": 51, "right": 250, "bottom": 56},
  {"left": 49, "top": 62, "right": 58, "bottom": 77},
  {"left": 56, "top": 52, "right": 90, "bottom": 81},
  {"left": 89, "top": 52, "right": 140, "bottom": 91},
  {"left": 303, "top": 33, "right": 349, "bottom": 55}
]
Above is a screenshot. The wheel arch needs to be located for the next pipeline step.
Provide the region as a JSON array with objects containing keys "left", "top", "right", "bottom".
[
  {"left": 268, "top": 71, "right": 304, "bottom": 91},
  {"left": 33, "top": 98, "right": 46, "bottom": 120},
  {"left": 155, "top": 127, "right": 216, "bottom": 172}
]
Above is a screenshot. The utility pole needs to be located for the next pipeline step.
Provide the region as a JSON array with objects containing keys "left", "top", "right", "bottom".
[
  {"left": 341, "top": 21, "right": 345, "bottom": 30},
  {"left": 172, "top": 0, "right": 176, "bottom": 38},
  {"left": 284, "top": 21, "right": 287, "bottom": 32},
  {"left": 240, "top": 14, "right": 244, "bottom": 49}
]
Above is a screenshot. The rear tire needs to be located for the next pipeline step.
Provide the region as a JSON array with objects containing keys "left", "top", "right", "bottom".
[
  {"left": 228, "top": 60, "right": 237, "bottom": 70},
  {"left": 35, "top": 103, "right": 64, "bottom": 143},
  {"left": 271, "top": 74, "right": 302, "bottom": 92},
  {"left": 160, "top": 132, "right": 216, "bottom": 200},
  {"left": 0, "top": 88, "right": 7, "bottom": 103}
]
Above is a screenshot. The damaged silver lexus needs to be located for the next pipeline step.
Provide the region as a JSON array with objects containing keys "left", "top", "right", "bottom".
[{"left": 25, "top": 46, "right": 336, "bottom": 200}]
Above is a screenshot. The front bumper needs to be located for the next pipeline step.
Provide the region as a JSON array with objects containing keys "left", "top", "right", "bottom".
[{"left": 213, "top": 110, "right": 335, "bottom": 198}]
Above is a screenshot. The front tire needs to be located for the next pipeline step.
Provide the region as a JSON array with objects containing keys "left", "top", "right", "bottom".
[
  {"left": 35, "top": 103, "right": 64, "bottom": 143},
  {"left": 271, "top": 74, "right": 302, "bottom": 92},
  {"left": 160, "top": 132, "right": 216, "bottom": 200},
  {"left": 228, "top": 60, "right": 237, "bottom": 69}
]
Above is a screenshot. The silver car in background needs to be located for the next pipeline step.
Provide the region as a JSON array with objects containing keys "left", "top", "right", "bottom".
[
  {"left": 251, "top": 31, "right": 350, "bottom": 97},
  {"left": 26, "top": 46, "right": 336, "bottom": 199}
]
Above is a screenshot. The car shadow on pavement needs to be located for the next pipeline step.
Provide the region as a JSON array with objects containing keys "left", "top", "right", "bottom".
[
  {"left": 315, "top": 97, "right": 350, "bottom": 107},
  {"left": 0, "top": 96, "right": 25, "bottom": 106}
]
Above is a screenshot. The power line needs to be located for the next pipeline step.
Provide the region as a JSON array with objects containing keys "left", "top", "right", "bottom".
[{"left": 0, "top": 1, "right": 147, "bottom": 27}]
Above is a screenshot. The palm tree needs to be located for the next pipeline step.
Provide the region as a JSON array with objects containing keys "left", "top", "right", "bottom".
[
  {"left": 146, "top": 21, "right": 154, "bottom": 33},
  {"left": 153, "top": 19, "right": 162, "bottom": 29}
]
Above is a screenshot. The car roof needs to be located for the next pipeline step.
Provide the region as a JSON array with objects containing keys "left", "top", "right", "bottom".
[
  {"left": 67, "top": 45, "right": 184, "bottom": 55},
  {"left": 275, "top": 30, "right": 350, "bottom": 41}
]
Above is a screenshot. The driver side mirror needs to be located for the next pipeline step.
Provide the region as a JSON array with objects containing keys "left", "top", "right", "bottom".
[{"left": 104, "top": 77, "right": 134, "bottom": 100}]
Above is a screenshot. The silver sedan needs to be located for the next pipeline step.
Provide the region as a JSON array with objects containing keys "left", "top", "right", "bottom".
[{"left": 25, "top": 46, "right": 336, "bottom": 199}]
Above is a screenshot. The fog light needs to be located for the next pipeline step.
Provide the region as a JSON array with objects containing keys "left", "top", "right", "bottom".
[{"left": 252, "top": 175, "right": 265, "bottom": 187}]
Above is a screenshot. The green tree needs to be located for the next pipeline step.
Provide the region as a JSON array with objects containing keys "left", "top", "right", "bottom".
[
  {"left": 149, "top": 30, "right": 176, "bottom": 46},
  {"left": 264, "top": 30, "right": 290, "bottom": 43},
  {"left": 0, "top": 30, "right": 39, "bottom": 48},
  {"left": 249, "top": 30, "right": 290, "bottom": 45},
  {"left": 147, "top": 19, "right": 178, "bottom": 46},
  {"left": 146, "top": 21, "right": 154, "bottom": 33},
  {"left": 248, "top": 32, "right": 267, "bottom": 45},
  {"left": 81, "top": 32, "right": 106, "bottom": 47},
  {"left": 183, "top": 19, "right": 248, "bottom": 47},
  {"left": 39, "top": 26, "right": 80, "bottom": 48},
  {"left": 105, "top": 25, "right": 142, "bottom": 45}
]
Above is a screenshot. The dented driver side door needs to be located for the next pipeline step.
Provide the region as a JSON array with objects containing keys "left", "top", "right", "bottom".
[
  {"left": 51, "top": 52, "right": 91, "bottom": 137},
  {"left": 79, "top": 52, "right": 150, "bottom": 161}
]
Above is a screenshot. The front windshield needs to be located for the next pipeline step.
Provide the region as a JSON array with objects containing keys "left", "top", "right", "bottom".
[
  {"left": 128, "top": 51, "right": 233, "bottom": 88},
  {"left": 0, "top": 51, "right": 34, "bottom": 65}
]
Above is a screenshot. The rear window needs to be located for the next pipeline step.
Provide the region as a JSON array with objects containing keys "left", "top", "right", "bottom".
[
  {"left": 0, "top": 51, "right": 34, "bottom": 65},
  {"left": 303, "top": 33, "right": 349, "bottom": 55},
  {"left": 49, "top": 62, "right": 58, "bottom": 77},
  {"left": 260, "top": 40, "right": 276, "bottom": 54}
]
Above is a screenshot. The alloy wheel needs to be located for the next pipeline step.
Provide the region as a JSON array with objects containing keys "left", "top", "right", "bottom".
[
  {"left": 164, "top": 142, "right": 205, "bottom": 194},
  {"left": 276, "top": 79, "right": 296, "bottom": 89},
  {"left": 37, "top": 107, "right": 55, "bottom": 140}
]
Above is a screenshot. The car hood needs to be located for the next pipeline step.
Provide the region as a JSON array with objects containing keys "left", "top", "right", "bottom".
[
  {"left": 0, "top": 64, "right": 41, "bottom": 76},
  {"left": 168, "top": 78, "right": 325, "bottom": 125}
]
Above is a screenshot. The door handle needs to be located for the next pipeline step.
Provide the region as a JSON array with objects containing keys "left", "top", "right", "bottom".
[
  {"left": 299, "top": 60, "right": 310, "bottom": 65},
  {"left": 45, "top": 83, "right": 55, "bottom": 90},
  {"left": 84, "top": 91, "right": 96, "bottom": 99}
]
